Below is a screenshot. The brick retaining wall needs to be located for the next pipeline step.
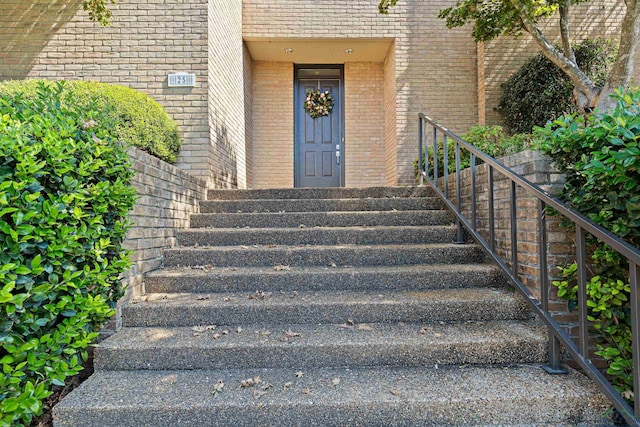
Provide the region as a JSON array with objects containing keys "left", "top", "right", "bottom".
[{"left": 107, "top": 147, "right": 207, "bottom": 331}]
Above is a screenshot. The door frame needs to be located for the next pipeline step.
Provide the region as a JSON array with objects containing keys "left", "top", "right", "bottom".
[{"left": 293, "top": 64, "right": 345, "bottom": 188}]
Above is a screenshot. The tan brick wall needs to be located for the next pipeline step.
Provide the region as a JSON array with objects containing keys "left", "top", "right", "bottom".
[
  {"left": 251, "top": 61, "right": 294, "bottom": 189},
  {"left": 0, "top": 0, "right": 213, "bottom": 184},
  {"left": 208, "top": 0, "right": 247, "bottom": 189},
  {"left": 243, "top": 0, "right": 478, "bottom": 185},
  {"left": 345, "top": 62, "right": 386, "bottom": 187},
  {"left": 482, "top": 0, "right": 629, "bottom": 126},
  {"left": 114, "top": 146, "right": 207, "bottom": 330},
  {"left": 384, "top": 42, "right": 398, "bottom": 185},
  {"left": 244, "top": 44, "right": 255, "bottom": 189}
]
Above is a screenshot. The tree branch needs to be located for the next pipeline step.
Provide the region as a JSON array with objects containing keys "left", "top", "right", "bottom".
[
  {"left": 508, "top": 0, "right": 599, "bottom": 108},
  {"left": 558, "top": 0, "right": 576, "bottom": 63}
]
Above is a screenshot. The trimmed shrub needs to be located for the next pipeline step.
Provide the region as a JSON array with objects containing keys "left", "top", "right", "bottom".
[
  {"left": 418, "top": 125, "right": 534, "bottom": 178},
  {"left": 536, "top": 88, "right": 640, "bottom": 403},
  {"left": 0, "top": 80, "right": 181, "bottom": 164},
  {"left": 0, "top": 81, "right": 137, "bottom": 426},
  {"left": 499, "top": 39, "right": 617, "bottom": 134}
]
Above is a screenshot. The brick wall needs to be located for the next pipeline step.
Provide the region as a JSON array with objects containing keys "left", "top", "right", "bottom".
[
  {"left": 0, "top": 0, "right": 213, "bottom": 184},
  {"left": 345, "top": 62, "right": 386, "bottom": 187},
  {"left": 482, "top": 0, "right": 630, "bottom": 125},
  {"left": 384, "top": 42, "right": 398, "bottom": 185},
  {"left": 243, "top": 0, "right": 478, "bottom": 185},
  {"left": 251, "top": 61, "right": 294, "bottom": 188},
  {"left": 243, "top": 44, "right": 254, "bottom": 189},
  {"left": 208, "top": 0, "right": 247, "bottom": 189},
  {"left": 114, "top": 146, "right": 207, "bottom": 329}
]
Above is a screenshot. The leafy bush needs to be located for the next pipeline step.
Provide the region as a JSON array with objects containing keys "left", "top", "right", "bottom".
[
  {"left": 0, "top": 81, "right": 137, "bottom": 426},
  {"left": 536, "top": 88, "right": 640, "bottom": 403},
  {"left": 0, "top": 80, "right": 180, "bottom": 164},
  {"left": 417, "top": 125, "right": 534, "bottom": 178},
  {"left": 499, "top": 39, "right": 617, "bottom": 134}
]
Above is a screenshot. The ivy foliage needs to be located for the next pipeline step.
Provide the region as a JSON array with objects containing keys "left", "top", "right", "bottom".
[
  {"left": 500, "top": 39, "right": 617, "bottom": 134},
  {"left": 0, "top": 81, "right": 137, "bottom": 426},
  {"left": 0, "top": 80, "right": 181, "bottom": 164},
  {"left": 537, "top": 88, "right": 640, "bottom": 402}
]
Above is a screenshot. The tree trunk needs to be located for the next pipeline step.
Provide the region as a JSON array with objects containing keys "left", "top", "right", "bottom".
[
  {"left": 508, "top": 0, "right": 601, "bottom": 111},
  {"left": 595, "top": 0, "right": 640, "bottom": 112}
]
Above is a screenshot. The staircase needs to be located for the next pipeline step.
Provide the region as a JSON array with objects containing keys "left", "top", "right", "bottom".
[{"left": 54, "top": 186, "right": 610, "bottom": 426}]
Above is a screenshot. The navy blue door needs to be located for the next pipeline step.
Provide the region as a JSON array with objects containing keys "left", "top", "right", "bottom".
[{"left": 295, "top": 78, "right": 342, "bottom": 188}]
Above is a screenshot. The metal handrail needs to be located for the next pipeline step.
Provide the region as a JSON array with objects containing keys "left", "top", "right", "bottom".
[{"left": 418, "top": 113, "right": 640, "bottom": 426}]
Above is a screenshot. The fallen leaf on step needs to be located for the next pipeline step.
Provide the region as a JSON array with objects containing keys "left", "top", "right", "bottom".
[
  {"left": 268, "top": 244, "right": 276, "bottom": 248},
  {"left": 330, "top": 262, "right": 337, "bottom": 268},
  {"left": 299, "top": 224, "right": 306, "bottom": 228},
  {"left": 196, "top": 296, "right": 210, "bottom": 301},
  {"left": 331, "top": 378, "right": 340, "bottom": 386},
  {"left": 388, "top": 389, "right": 404, "bottom": 397},
  {"left": 222, "top": 329, "right": 230, "bottom": 335},
  {"left": 434, "top": 333, "right": 443, "bottom": 338},
  {"left": 285, "top": 329, "right": 300, "bottom": 338},
  {"left": 192, "top": 325, "right": 217, "bottom": 333},
  {"left": 295, "top": 371, "right": 304, "bottom": 378},
  {"left": 240, "top": 245, "right": 249, "bottom": 249},
  {"left": 236, "top": 327, "right": 243, "bottom": 333},
  {"left": 347, "top": 319, "right": 355, "bottom": 326},
  {"left": 357, "top": 324, "right": 373, "bottom": 331},
  {"left": 240, "top": 376, "right": 262, "bottom": 388},
  {"left": 301, "top": 387, "right": 311, "bottom": 395},
  {"left": 212, "top": 380, "right": 224, "bottom": 396},
  {"left": 260, "top": 330, "right": 272, "bottom": 337},
  {"left": 419, "top": 327, "right": 428, "bottom": 335},
  {"left": 249, "top": 290, "right": 272, "bottom": 300},
  {"left": 283, "top": 381, "right": 293, "bottom": 391},
  {"left": 274, "top": 265, "right": 291, "bottom": 271},
  {"left": 213, "top": 333, "right": 221, "bottom": 339}
]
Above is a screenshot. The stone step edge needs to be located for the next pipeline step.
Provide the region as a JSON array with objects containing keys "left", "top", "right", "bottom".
[{"left": 53, "top": 366, "right": 612, "bottom": 427}]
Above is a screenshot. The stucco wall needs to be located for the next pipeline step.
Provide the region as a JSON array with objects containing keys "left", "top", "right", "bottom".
[{"left": 243, "top": 0, "right": 478, "bottom": 185}]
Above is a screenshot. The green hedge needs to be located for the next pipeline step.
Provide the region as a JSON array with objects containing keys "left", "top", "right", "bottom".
[
  {"left": 0, "top": 81, "right": 137, "bottom": 426},
  {"left": 418, "top": 125, "right": 534, "bottom": 178},
  {"left": 536, "top": 88, "right": 640, "bottom": 403},
  {"left": 499, "top": 39, "right": 617, "bottom": 134},
  {"left": 0, "top": 80, "right": 181, "bottom": 164}
]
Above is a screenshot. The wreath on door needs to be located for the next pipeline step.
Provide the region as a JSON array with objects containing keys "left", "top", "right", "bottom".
[{"left": 304, "top": 89, "right": 334, "bottom": 119}]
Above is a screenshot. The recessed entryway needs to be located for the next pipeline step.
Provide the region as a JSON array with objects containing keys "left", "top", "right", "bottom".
[{"left": 294, "top": 65, "right": 344, "bottom": 188}]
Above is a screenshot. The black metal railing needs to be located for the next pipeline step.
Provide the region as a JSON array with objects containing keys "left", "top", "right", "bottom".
[{"left": 418, "top": 113, "right": 640, "bottom": 426}]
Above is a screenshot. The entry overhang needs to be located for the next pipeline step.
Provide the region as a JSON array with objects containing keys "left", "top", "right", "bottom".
[{"left": 244, "top": 38, "right": 394, "bottom": 63}]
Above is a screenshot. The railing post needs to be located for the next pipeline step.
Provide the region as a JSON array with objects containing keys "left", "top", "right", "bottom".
[
  {"left": 433, "top": 127, "right": 438, "bottom": 184},
  {"left": 471, "top": 153, "right": 477, "bottom": 232},
  {"left": 510, "top": 181, "right": 518, "bottom": 275},
  {"left": 630, "top": 262, "right": 640, "bottom": 418},
  {"left": 488, "top": 166, "right": 495, "bottom": 251},
  {"left": 539, "top": 200, "right": 565, "bottom": 374},
  {"left": 454, "top": 141, "right": 464, "bottom": 244},
  {"left": 443, "top": 134, "right": 449, "bottom": 198},
  {"left": 576, "top": 225, "right": 590, "bottom": 359},
  {"left": 418, "top": 116, "right": 424, "bottom": 185}
]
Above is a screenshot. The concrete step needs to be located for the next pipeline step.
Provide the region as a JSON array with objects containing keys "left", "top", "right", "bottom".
[
  {"left": 189, "top": 210, "right": 453, "bottom": 228},
  {"left": 199, "top": 197, "right": 443, "bottom": 213},
  {"left": 122, "top": 288, "right": 529, "bottom": 327},
  {"left": 162, "top": 243, "right": 484, "bottom": 268},
  {"left": 176, "top": 225, "right": 457, "bottom": 247},
  {"left": 207, "top": 186, "right": 435, "bottom": 201},
  {"left": 145, "top": 264, "right": 503, "bottom": 294},
  {"left": 53, "top": 366, "right": 612, "bottom": 427},
  {"left": 95, "top": 320, "right": 546, "bottom": 371}
]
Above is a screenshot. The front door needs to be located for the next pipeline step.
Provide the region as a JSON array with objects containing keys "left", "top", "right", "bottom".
[{"left": 295, "top": 66, "right": 343, "bottom": 188}]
